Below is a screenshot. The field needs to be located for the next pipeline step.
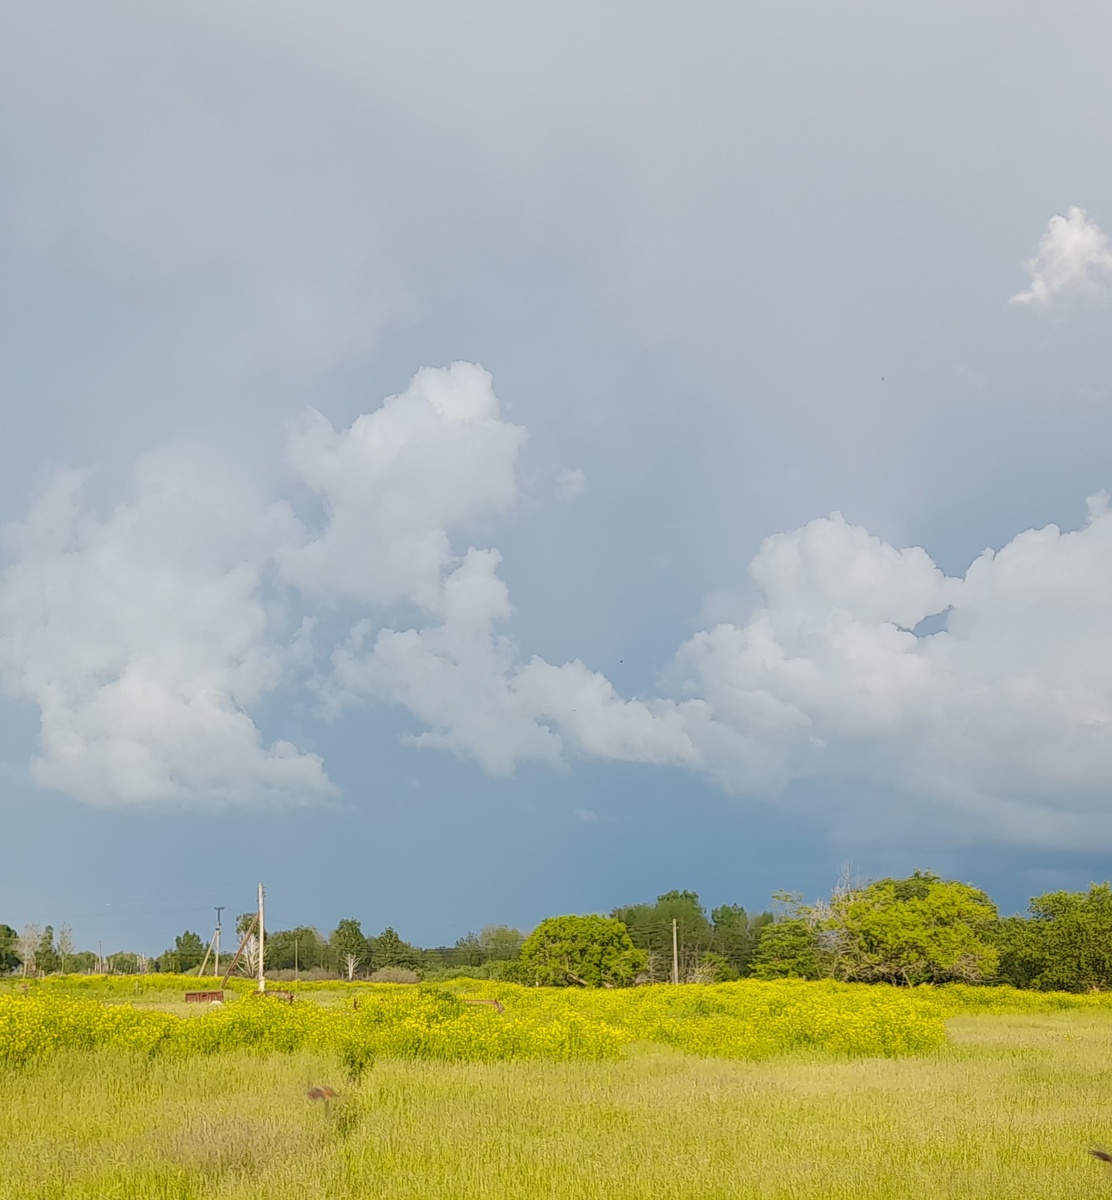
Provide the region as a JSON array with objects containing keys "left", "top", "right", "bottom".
[{"left": 4, "top": 979, "right": 1112, "bottom": 1198}]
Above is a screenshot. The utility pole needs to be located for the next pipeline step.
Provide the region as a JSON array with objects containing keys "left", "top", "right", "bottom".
[
  {"left": 294, "top": 936, "right": 299, "bottom": 983},
  {"left": 672, "top": 919, "right": 679, "bottom": 985},
  {"left": 214, "top": 906, "right": 223, "bottom": 975},
  {"left": 257, "top": 882, "right": 266, "bottom": 993}
]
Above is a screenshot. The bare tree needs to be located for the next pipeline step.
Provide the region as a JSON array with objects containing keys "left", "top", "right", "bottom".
[
  {"left": 56, "top": 925, "right": 75, "bottom": 974},
  {"left": 239, "top": 934, "right": 260, "bottom": 977},
  {"left": 17, "top": 925, "right": 42, "bottom": 978},
  {"left": 342, "top": 952, "right": 360, "bottom": 982}
]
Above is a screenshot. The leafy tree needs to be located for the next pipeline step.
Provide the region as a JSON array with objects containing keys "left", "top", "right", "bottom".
[
  {"left": 0, "top": 924, "right": 20, "bottom": 974},
  {"left": 613, "top": 890, "right": 713, "bottom": 981},
  {"left": 828, "top": 871, "right": 998, "bottom": 985},
  {"left": 479, "top": 925, "right": 524, "bottom": 961},
  {"left": 711, "top": 904, "right": 773, "bottom": 976},
  {"left": 991, "top": 915, "right": 1045, "bottom": 989},
  {"left": 519, "top": 915, "right": 646, "bottom": 987},
  {"left": 36, "top": 926, "right": 60, "bottom": 975},
  {"left": 159, "top": 930, "right": 205, "bottom": 973},
  {"left": 371, "top": 927, "right": 420, "bottom": 972},
  {"left": 750, "top": 916, "right": 829, "bottom": 980},
  {"left": 69, "top": 950, "right": 98, "bottom": 973},
  {"left": 329, "top": 919, "right": 369, "bottom": 980},
  {"left": 693, "top": 951, "right": 738, "bottom": 982},
  {"left": 1020, "top": 883, "right": 1112, "bottom": 992},
  {"left": 266, "top": 927, "right": 325, "bottom": 972},
  {"left": 453, "top": 932, "right": 484, "bottom": 967}
]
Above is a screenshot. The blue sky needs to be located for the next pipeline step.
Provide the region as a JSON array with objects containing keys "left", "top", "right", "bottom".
[{"left": 3, "top": 2, "right": 1112, "bottom": 954}]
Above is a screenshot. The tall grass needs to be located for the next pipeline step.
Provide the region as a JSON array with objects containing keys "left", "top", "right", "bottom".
[
  {"left": 1, "top": 978, "right": 954, "bottom": 1065},
  {"left": 4, "top": 1014, "right": 1112, "bottom": 1199}
]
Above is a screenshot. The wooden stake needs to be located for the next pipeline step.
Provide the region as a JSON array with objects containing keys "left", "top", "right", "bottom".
[{"left": 257, "top": 882, "right": 265, "bottom": 994}]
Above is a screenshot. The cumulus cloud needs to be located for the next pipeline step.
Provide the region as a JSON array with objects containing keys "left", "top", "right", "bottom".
[
  {"left": 335, "top": 478, "right": 1112, "bottom": 848},
  {"left": 331, "top": 546, "right": 698, "bottom": 775},
  {"left": 1010, "top": 206, "right": 1112, "bottom": 308},
  {"left": 0, "top": 457, "right": 333, "bottom": 808},
  {"left": 7, "top": 361, "right": 1112, "bottom": 849},
  {"left": 0, "top": 362, "right": 523, "bottom": 808},
  {"left": 278, "top": 362, "right": 525, "bottom": 610},
  {"left": 668, "top": 507, "right": 1112, "bottom": 845}
]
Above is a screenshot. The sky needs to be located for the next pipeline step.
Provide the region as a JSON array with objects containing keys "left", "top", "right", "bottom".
[{"left": 3, "top": 1, "right": 1112, "bottom": 955}]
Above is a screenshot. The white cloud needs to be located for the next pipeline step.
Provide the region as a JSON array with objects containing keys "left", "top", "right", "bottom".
[
  {"left": 278, "top": 362, "right": 525, "bottom": 611},
  {"left": 8, "top": 361, "right": 1112, "bottom": 850},
  {"left": 1010, "top": 206, "right": 1112, "bottom": 308},
  {"left": 0, "top": 362, "right": 529, "bottom": 809},
  {"left": 0, "top": 457, "right": 333, "bottom": 808},
  {"left": 332, "top": 545, "right": 698, "bottom": 775},
  {"left": 337, "top": 478, "right": 1112, "bottom": 849}
]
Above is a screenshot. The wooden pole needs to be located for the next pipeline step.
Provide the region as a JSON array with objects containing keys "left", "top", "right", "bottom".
[
  {"left": 257, "top": 882, "right": 265, "bottom": 994},
  {"left": 220, "top": 913, "right": 257, "bottom": 989},
  {"left": 196, "top": 930, "right": 215, "bottom": 976},
  {"left": 672, "top": 918, "right": 679, "bottom": 985}
]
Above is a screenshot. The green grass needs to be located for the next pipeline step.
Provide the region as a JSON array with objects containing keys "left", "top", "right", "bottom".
[{"left": 5, "top": 1012, "right": 1112, "bottom": 1198}]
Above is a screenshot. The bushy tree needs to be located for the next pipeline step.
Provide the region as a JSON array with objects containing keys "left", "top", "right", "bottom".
[
  {"left": 750, "top": 872, "right": 998, "bottom": 986},
  {"left": 453, "top": 932, "right": 484, "bottom": 967},
  {"left": 329, "top": 919, "right": 369, "bottom": 980},
  {"left": 159, "top": 930, "right": 205, "bottom": 973},
  {"left": 711, "top": 904, "right": 773, "bottom": 976},
  {"left": 266, "top": 926, "right": 326, "bottom": 972},
  {"left": 0, "top": 924, "right": 20, "bottom": 974},
  {"left": 519, "top": 915, "right": 646, "bottom": 987},
  {"left": 1019, "top": 883, "right": 1112, "bottom": 992},
  {"left": 371, "top": 927, "right": 420, "bottom": 972},
  {"left": 613, "top": 891, "right": 713, "bottom": 982},
  {"left": 479, "top": 924, "right": 524, "bottom": 961},
  {"left": 35, "top": 926, "right": 60, "bottom": 975},
  {"left": 751, "top": 916, "right": 830, "bottom": 980},
  {"left": 829, "top": 871, "right": 999, "bottom": 985}
]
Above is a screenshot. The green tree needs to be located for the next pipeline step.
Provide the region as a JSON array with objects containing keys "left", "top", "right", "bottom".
[
  {"left": 991, "top": 915, "right": 1045, "bottom": 989},
  {"left": 829, "top": 871, "right": 998, "bottom": 985},
  {"left": 69, "top": 950, "right": 98, "bottom": 973},
  {"left": 750, "top": 916, "right": 829, "bottom": 980},
  {"left": 266, "top": 927, "right": 325, "bottom": 972},
  {"left": 163, "top": 930, "right": 205, "bottom": 973},
  {"left": 519, "top": 914, "right": 646, "bottom": 987},
  {"left": 329, "top": 919, "right": 369, "bottom": 980},
  {"left": 711, "top": 904, "right": 773, "bottom": 976},
  {"left": 1020, "top": 883, "right": 1112, "bottom": 992},
  {"left": 35, "top": 926, "right": 61, "bottom": 975},
  {"left": 453, "top": 932, "right": 484, "bottom": 967},
  {"left": 613, "top": 890, "right": 713, "bottom": 981},
  {"left": 479, "top": 925, "right": 524, "bottom": 961},
  {"left": 0, "top": 924, "right": 20, "bottom": 973},
  {"left": 371, "top": 927, "right": 420, "bottom": 972}
]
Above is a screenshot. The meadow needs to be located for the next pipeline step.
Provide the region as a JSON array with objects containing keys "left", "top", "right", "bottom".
[{"left": 4, "top": 978, "right": 1112, "bottom": 1198}]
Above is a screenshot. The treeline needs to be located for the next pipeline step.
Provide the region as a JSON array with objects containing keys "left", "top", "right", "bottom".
[{"left": 6, "top": 872, "right": 1112, "bottom": 990}]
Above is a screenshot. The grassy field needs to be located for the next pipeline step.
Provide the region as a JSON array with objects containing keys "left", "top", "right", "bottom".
[{"left": 5, "top": 983, "right": 1112, "bottom": 1198}]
